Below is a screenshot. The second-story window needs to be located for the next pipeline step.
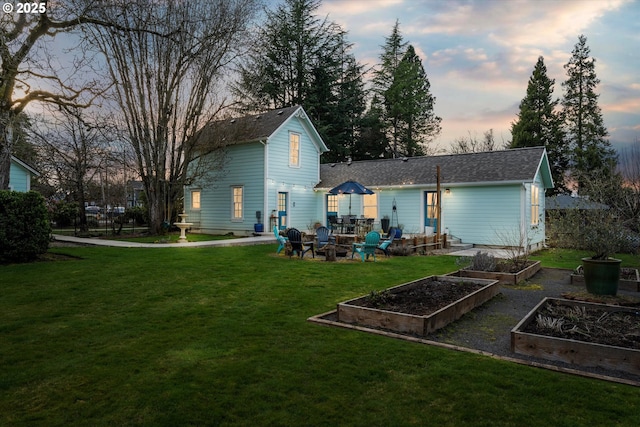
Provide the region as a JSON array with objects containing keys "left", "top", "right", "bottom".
[{"left": 289, "top": 132, "right": 300, "bottom": 167}]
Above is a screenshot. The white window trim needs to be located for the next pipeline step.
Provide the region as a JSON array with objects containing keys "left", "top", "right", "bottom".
[
  {"left": 289, "top": 132, "right": 301, "bottom": 168},
  {"left": 191, "top": 189, "right": 201, "bottom": 210},
  {"left": 231, "top": 186, "right": 244, "bottom": 222},
  {"left": 530, "top": 184, "right": 540, "bottom": 226}
]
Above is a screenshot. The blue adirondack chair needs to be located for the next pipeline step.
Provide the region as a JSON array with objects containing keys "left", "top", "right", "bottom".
[
  {"left": 377, "top": 227, "right": 396, "bottom": 257},
  {"left": 273, "top": 225, "right": 287, "bottom": 255},
  {"left": 315, "top": 226, "right": 332, "bottom": 252},
  {"left": 286, "top": 228, "right": 314, "bottom": 259},
  {"left": 351, "top": 231, "right": 381, "bottom": 262}
]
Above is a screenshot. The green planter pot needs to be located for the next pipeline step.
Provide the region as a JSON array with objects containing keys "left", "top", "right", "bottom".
[{"left": 581, "top": 257, "right": 621, "bottom": 296}]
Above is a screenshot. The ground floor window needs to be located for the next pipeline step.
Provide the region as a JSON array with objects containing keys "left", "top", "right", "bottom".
[
  {"left": 363, "top": 194, "right": 377, "bottom": 219},
  {"left": 327, "top": 194, "right": 338, "bottom": 213},
  {"left": 531, "top": 184, "right": 539, "bottom": 226},
  {"left": 191, "top": 190, "right": 201, "bottom": 210},
  {"left": 232, "top": 186, "right": 243, "bottom": 220}
]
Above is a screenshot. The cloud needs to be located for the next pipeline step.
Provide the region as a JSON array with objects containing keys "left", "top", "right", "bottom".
[
  {"left": 321, "top": 0, "right": 405, "bottom": 15},
  {"left": 413, "top": 0, "right": 629, "bottom": 47}
]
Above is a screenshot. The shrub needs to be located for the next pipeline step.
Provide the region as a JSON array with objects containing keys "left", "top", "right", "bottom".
[
  {"left": 127, "top": 206, "right": 148, "bottom": 226},
  {"left": 548, "top": 207, "right": 636, "bottom": 259},
  {"left": 0, "top": 191, "right": 51, "bottom": 263},
  {"left": 458, "top": 251, "right": 497, "bottom": 272},
  {"left": 50, "top": 200, "right": 78, "bottom": 227}
]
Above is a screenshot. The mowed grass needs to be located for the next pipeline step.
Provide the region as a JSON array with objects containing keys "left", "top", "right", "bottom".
[{"left": 1, "top": 246, "right": 639, "bottom": 426}]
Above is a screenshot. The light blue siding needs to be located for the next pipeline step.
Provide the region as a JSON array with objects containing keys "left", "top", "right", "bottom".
[
  {"left": 188, "top": 108, "right": 325, "bottom": 235},
  {"left": 265, "top": 119, "right": 323, "bottom": 231},
  {"left": 190, "top": 142, "right": 265, "bottom": 234},
  {"left": 441, "top": 185, "right": 523, "bottom": 246},
  {"left": 9, "top": 159, "right": 32, "bottom": 192}
]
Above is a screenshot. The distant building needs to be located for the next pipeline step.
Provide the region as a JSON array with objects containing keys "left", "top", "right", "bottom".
[{"left": 9, "top": 156, "right": 40, "bottom": 192}]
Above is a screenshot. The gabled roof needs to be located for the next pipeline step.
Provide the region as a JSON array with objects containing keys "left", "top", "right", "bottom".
[
  {"left": 10, "top": 155, "right": 40, "bottom": 176},
  {"left": 318, "top": 146, "right": 551, "bottom": 189},
  {"left": 194, "top": 105, "right": 328, "bottom": 152}
]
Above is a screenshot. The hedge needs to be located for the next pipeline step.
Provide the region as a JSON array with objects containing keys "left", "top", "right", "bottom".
[{"left": 0, "top": 191, "right": 51, "bottom": 263}]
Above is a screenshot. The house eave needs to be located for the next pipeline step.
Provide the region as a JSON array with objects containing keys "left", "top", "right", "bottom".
[
  {"left": 315, "top": 180, "right": 533, "bottom": 192},
  {"left": 10, "top": 155, "right": 40, "bottom": 177}
]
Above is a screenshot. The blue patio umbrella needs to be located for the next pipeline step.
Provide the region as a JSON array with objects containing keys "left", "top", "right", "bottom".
[{"left": 328, "top": 180, "right": 374, "bottom": 215}]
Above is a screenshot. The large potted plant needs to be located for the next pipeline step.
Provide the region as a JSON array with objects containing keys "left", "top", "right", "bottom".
[{"left": 549, "top": 199, "right": 631, "bottom": 296}]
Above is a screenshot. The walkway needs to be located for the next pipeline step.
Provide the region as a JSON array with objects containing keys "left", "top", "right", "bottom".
[
  {"left": 53, "top": 234, "right": 515, "bottom": 258},
  {"left": 52, "top": 234, "right": 276, "bottom": 249}
]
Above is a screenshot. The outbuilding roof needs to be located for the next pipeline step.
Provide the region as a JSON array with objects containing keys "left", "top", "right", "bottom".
[
  {"left": 545, "top": 194, "right": 609, "bottom": 210},
  {"left": 318, "top": 146, "right": 551, "bottom": 189},
  {"left": 10, "top": 155, "right": 40, "bottom": 176}
]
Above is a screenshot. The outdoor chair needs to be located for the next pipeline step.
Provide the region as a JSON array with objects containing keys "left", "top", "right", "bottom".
[
  {"left": 351, "top": 230, "right": 381, "bottom": 262},
  {"left": 286, "top": 228, "right": 314, "bottom": 259},
  {"left": 315, "top": 226, "right": 332, "bottom": 253},
  {"left": 273, "top": 225, "right": 288, "bottom": 255},
  {"left": 384, "top": 226, "right": 397, "bottom": 240},
  {"left": 327, "top": 215, "right": 339, "bottom": 233},
  {"left": 341, "top": 215, "right": 356, "bottom": 234},
  {"left": 377, "top": 228, "right": 396, "bottom": 257}
]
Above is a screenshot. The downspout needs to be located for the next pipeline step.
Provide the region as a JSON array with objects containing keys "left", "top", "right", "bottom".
[
  {"left": 261, "top": 139, "right": 268, "bottom": 231},
  {"left": 521, "top": 183, "right": 527, "bottom": 249}
]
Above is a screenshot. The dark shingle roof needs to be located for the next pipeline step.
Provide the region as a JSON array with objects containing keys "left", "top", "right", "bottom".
[
  {"left": 194, "top": 105, "right": 302, "bottom": 146},
  {"left": 545, "top": 194, "right": 608, "bottom": 210},
  {"left": 318, "top": 146, "right": 547, "bottom": 188}
]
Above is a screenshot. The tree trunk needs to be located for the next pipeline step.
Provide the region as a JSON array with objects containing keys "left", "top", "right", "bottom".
[{"left": 0, "top": 111, "right": 14, "bottom": 190}]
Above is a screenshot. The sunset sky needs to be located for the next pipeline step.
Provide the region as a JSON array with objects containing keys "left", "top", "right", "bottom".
[{"left": 319, "top": 0, "right": 640, "bottom": 153}]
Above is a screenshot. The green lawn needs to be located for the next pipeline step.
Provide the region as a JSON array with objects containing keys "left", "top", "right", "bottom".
[{"left": 1, "top": 246, "right": 639, "bottom": 426}]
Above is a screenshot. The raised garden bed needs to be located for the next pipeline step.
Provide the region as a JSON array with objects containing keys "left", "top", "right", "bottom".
[
  {"left": 337, "top": 275, "right": 499, "bottom": 336},
  {"left": 571, "top": 267, "right": 640, "bottom": 292},
  {"left": 511, "top": 297, "right": 640, "bottom": 376},
  {"left": 450, "top": 260, "right": 541, "bottom": 285}
]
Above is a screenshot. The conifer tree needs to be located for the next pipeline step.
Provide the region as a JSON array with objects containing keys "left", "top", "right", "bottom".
[
  {"left": 511, "top": 56, "right": 567, "bottom": 194},
  {"left": 232, "top": 0, "right": 366, "bottom": 162},
  {"left": 562, "top": 35, "right": 616, "bottom": 190},
  {"left": 392, "top": 45, "right": 441, "bottom": 156},
  {"left": 373, "top": 22, "right": 440, "bottom": 158}
]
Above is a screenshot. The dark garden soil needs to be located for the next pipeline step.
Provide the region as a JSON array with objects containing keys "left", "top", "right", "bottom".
[
  {"left": 524, "top": 297, "right": 640, "bottom": 349},
  {"left": 351, "top": 276, "right": 640, "bottom": 350},
  {"left": 349, "top": 279, "right": 486, "bottom": 316},
  {"left": 314, "top": 268, "right": 640, "bottom": 384}
]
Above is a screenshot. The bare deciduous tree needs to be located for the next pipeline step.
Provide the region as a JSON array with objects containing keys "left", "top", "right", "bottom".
[
  {"left": 88, "top": 0, "right": 258, "bottom": 233},
  {"left": 31, "top": 105, "right": 115, "bottom": 231},
  {"left": 449, "top": 129, "right": 505, "bottom": 154},
  {"left": 0, "top": 0, "right": 108, "bottom": 189}
]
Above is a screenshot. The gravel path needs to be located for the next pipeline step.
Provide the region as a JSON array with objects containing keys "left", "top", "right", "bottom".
[{"left": 314, "top": 268, "right": 640, "bottom": 385}]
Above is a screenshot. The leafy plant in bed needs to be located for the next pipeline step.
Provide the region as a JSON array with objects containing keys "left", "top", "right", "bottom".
[{"left": 453, "top": 251, "right": 541, "bottom": 285}]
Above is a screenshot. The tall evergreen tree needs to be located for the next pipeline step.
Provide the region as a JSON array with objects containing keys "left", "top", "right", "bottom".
[
  {"left": 392, "top": 45, "right": 441, "bottom": 156},
  {"left": 562, "top": 35, "right": 616, "bottom": 191},
  {"left": 372, "top": 20, "right": 406, "bottom": 157},
  {"left": 373, "top": 22, "right": 440, "bottom": 157},
  {"left": 232, "top": 0, "right": 366, "bottom": 163},
  {"left": 355, "top": 95, "right": 387, "bottom": 160},
  {"left": 511, "top": 56, "right": 568, "bottom": 194}
]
